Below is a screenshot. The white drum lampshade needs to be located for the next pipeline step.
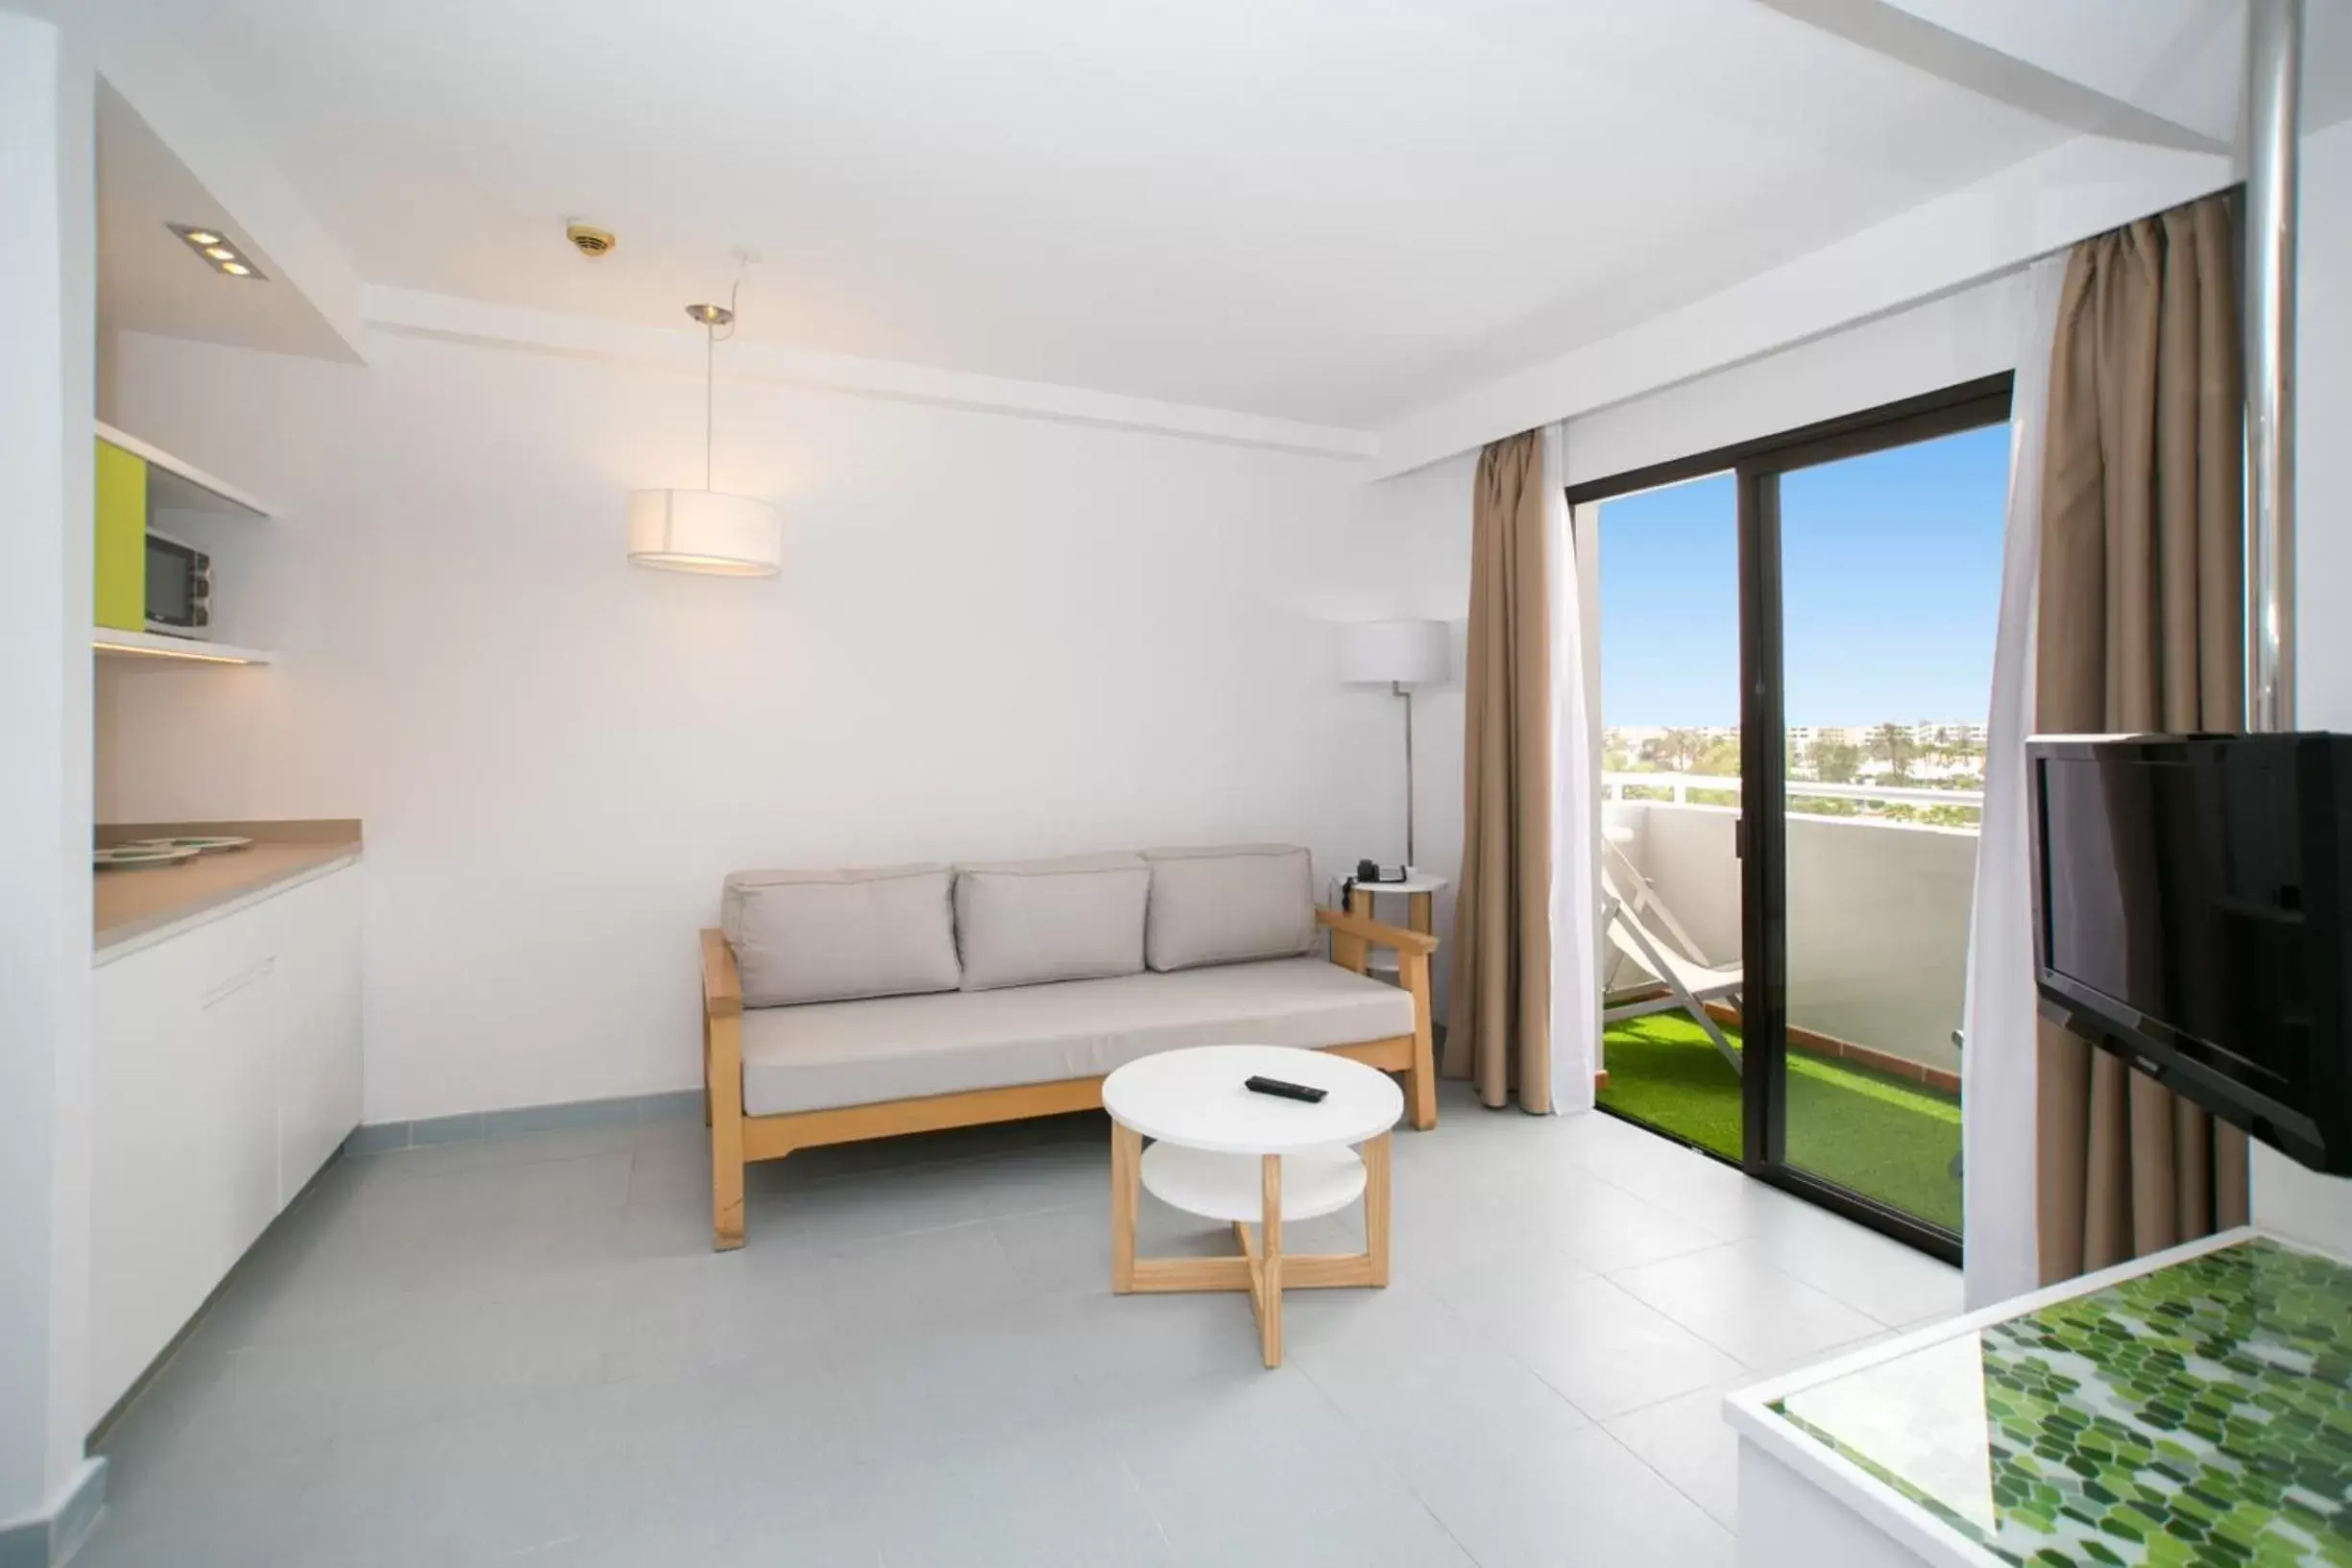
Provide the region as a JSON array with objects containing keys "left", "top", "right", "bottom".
[
  {"left": 1338, "top": 619, "right": 1450, "bottom": 687},
  {"left": 626, "top": 488, "right": 783, "bottom": 577}
]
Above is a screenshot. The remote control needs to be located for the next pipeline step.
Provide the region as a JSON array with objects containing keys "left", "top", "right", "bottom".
[{"left": 1245, "top": 1074, "right": 1327, "bottom": 1104}]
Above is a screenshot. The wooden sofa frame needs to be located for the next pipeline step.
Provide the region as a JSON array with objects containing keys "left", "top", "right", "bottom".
[{"left": 699, "top": 905, "right": 1438, "bottom": 1249}]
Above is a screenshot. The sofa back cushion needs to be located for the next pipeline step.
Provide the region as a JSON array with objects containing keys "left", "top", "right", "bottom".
[
  {"left": 1143, "top": 844, "right": 1315, "bottom": 972},
  {"left": 955, "top": 853, "right": 1150, "bottom": 991},
  {"left": 721, "top": 864, "right": 960, "bottom": 1007}
]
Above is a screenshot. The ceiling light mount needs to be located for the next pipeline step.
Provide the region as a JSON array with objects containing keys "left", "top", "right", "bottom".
[
  {"left": 685, "top": 302, "right": 735, "bottom": 328},
  {"left": 168, "top": 223, "right": 266, "bottom": 280},
  {"left": 566, "top": 222, "right": 617, "bottom": 258}
]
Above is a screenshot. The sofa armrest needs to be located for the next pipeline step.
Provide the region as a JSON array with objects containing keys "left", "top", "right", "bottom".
[
  {"left": 701, "top": 929, "right": 746, "bottom": 1249},
  {"left": 1315, "top": 905, "right": 1437, "bottom": 957},
  {"left": 701, "top": 927, "right": 742, "bottom": 1020}
]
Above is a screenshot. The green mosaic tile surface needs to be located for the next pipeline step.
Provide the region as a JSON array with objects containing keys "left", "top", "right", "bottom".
[{"left": 1773, "top": 1238, "right": 2352, "bottom": 1566}]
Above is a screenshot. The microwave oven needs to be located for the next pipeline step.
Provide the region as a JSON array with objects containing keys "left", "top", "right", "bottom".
[{"left": 145, "top": 531, "right": 212, "bottom": 639}]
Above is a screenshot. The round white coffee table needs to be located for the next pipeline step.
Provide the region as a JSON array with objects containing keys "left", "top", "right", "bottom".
[{"left": 1102, "top": 1044, "right": 1402, "bottom": 1367}]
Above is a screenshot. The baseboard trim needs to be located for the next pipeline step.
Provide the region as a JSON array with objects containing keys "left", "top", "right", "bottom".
[
  {"left": 347, "top": 1088, "right": 703, "bottom": 1154},
  {"left": 0, "top": 1458, "right": 107, "bottom": 1568},
  {"left": 1693, "top": 1001, "right": 1961, "bottom": 1095},
  {"left": 1610, "top": 985, "right": 1960, "bottom": 1096}
]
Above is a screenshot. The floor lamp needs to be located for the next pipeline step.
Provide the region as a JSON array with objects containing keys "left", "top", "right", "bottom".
[{"left": 1339, "top": 619, "right": 1451, "bottom": 868}]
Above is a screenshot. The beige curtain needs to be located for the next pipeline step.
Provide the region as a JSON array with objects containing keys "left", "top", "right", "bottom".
[
  {"left": 1446, "top": 430, "right": 1553, "bottom": 1112},
  {"left": 2035, "top": 193, "right": 2251, "bottom": 1284}
]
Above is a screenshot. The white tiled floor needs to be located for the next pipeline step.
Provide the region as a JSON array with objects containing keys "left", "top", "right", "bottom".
[{"left": 80, "top": 1082, "right": 1962, "bottom": 1566}]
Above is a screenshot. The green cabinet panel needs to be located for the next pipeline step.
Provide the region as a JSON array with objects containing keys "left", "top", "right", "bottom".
[{"left": 94, "top": 440, "right": 146, "bottom": 632}]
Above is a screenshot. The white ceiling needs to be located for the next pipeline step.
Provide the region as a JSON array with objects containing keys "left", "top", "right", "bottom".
[
  {"left": 96, "top": 81, "right": 357, "bottom": 364},
  {"left": 142, "top": 0, "right": 2189, "bottom": 424}
]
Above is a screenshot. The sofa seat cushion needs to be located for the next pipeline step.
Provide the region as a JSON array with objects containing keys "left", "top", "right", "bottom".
[{"left": 739, "top": 957, "right": 1415, "bottom": 1117}]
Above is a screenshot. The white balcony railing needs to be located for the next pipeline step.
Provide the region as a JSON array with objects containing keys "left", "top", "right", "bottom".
[
  {"left": 1602, "top": 771, "right": 1983, "bottom": 813},
  {"left": 1601, "top": 775, "right": 1981, "bottom": 1074}
]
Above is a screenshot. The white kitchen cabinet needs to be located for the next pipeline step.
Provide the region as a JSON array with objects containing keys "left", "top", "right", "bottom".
[
  {"left": 198, "top": 899, "right": 284, "bottom": 1272},
  {"left": 272, "top": 868, "right": 364, "bottom": 1201},
  {"left": 89, "top": 925, "right": 216, "bottom": 1418},
  {"left": 89, "top": 860, "right": 361, "bottom": 1425}
]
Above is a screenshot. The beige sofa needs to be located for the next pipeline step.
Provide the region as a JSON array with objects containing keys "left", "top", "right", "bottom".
[{"left": 698, "top": 844, "right": 1437, "bottom": 1248}]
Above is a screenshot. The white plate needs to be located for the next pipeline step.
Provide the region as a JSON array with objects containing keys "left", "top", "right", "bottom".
[
  {"left": 125, "top": 835, "right": 254, "bottom": 854},
  {"left": 94, "top": 844, "right": 200, "bottom": 870}
]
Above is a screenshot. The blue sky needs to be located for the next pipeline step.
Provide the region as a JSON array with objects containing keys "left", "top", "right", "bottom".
[{"left": 1594, "top": 422, "right": 2011, "bottom": 727}]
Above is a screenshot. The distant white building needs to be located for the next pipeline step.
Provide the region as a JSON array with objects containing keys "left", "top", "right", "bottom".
[{"left": 1615, "top": 721, "right": 1983, "bottom": 759}]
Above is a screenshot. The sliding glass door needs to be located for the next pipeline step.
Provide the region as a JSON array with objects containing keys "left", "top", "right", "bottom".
[
  {"left": 1739, "top": 387, "right": 2009, "bottom": 1259},
  {"left": 1585, "top": 377, "right": 2010, "bottom": 1261}
]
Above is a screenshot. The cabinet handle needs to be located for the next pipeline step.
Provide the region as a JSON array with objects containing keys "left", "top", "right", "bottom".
[{"left": 201, "top": 955, "right": 276, "bottom": 1008}]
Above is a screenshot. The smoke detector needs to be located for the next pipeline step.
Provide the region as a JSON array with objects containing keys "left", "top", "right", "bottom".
[{"left": 566, "top": 223, "right": 617, "bottom": 259}]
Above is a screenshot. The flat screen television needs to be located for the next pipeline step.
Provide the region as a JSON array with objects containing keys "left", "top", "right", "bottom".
[{"left": 2029, "top": 733, "right": 2352, "bottom": 1175}]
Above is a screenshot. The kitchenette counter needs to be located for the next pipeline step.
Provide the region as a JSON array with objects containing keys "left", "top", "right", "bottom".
[{"left": 94, "top": 820, "right": 363, "bottom": 962}]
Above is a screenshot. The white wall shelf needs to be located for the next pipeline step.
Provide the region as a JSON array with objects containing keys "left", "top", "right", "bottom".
[
  {"left": 92, "top": 629, "right": 275, "bottom": 666},
  {"left": 94, "top": 421, "right": 275, "bottom": 519}
]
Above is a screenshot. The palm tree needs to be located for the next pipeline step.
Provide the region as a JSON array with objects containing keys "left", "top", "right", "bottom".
[
  {"left": 1872, "top": 722, "right": 1914, "bottom": 782},
  {"left": 1659, "top": 728, "right": 1706, "bottom": 773}
]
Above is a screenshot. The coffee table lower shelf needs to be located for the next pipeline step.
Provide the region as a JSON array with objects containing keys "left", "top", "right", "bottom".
[{"left": 1109, "top": 1125, "right": 1392, "bottom": 1367}]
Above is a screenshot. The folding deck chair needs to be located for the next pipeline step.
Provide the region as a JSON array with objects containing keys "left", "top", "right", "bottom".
[{"left": 1601, "top": 833, "right": 1744, "bottom": 1075}]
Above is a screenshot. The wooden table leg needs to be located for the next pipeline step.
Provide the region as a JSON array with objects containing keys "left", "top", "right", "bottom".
[
  {"left": 1259, "top": 1153, "right": 1283, "bottom": 1367},
  {"left": 1110, "top": 1122, "right": 1141, "bottom": 1293},
  {"left": 1363, "top": 1132, "right": 1392, "bottom": 1289},
  {"left": 1334, "top": 885, "right": 1374, "bottom": 975},
  {"left": 1408, "top": 889, "right": 1432, "bottom": 937}
]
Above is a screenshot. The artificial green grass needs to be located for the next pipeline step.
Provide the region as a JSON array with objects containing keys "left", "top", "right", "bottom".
[{"left": 1598, "top": 1012, "right": 1962, "bottom": 1234}]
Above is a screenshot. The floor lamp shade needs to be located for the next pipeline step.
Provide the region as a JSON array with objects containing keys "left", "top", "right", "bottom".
[
  {"left": 1339, "top": 619, "right": 1450, "bottom": 686},
  {"left": 626, "top": 489, "right": 783, "bottom": 577}
]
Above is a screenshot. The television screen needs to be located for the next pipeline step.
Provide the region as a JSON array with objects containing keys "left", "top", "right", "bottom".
[{"left": 2030, "top": 734, "right": 2349, "bottom": 1174}]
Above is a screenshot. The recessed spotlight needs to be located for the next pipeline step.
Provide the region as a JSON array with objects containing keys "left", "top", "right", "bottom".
[{"left": 167, "top": 223, "right": 267, "bottom": 280}]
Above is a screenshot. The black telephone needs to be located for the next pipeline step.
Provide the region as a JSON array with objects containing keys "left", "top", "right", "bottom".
[{"left": 1355, "top": 858, "right": 1409, "bottom": 883}]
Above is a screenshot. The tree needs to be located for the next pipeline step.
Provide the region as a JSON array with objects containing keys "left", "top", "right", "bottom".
[
  {"left": 1658, "top": 728, "right": 1706, "bottom": 773},
  {"left": 1813, "top": 741, "right": 1861, "bottom": 783},
  {"left": 1871, "top": 722, "right": 1914, "bottom": 782},
  {"left": 1696, "top": 738, "right": 1740, "bottom": 778}
]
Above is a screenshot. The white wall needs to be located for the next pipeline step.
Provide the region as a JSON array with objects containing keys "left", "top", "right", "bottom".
[
  {"left": 99, "top": 326, "right": 1428, "bottom": 1123},
  {"left": 0, "top": 3, "right": 98, "bottom": 1536},
  {"left": 1377, "top": 133, "right": 2235, "bottom": 479},
  {"left": 1559, "top": 274, "right": 2030, "bottom": 488},
  {"left": 2256, "top": 117, "right": 2352, "bottom": 1258}
]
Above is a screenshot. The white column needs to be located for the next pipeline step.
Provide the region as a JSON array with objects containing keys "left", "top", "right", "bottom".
[{"left": 0, "top": 5, "right": 101, "bottom": 1547}]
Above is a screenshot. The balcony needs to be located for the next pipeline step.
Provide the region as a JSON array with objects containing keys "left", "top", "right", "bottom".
[{"left": 1598, "top": 773, "right": 1976, "bottom": 1232}]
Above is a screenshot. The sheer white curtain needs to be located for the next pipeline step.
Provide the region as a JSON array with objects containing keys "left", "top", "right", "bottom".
[
  {"left": 1545, "top": 422, "right": 1599, "bottom": 1111},
  {"left": 1961, "top": 256, "right": 2067, "bottom": 1307}
]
